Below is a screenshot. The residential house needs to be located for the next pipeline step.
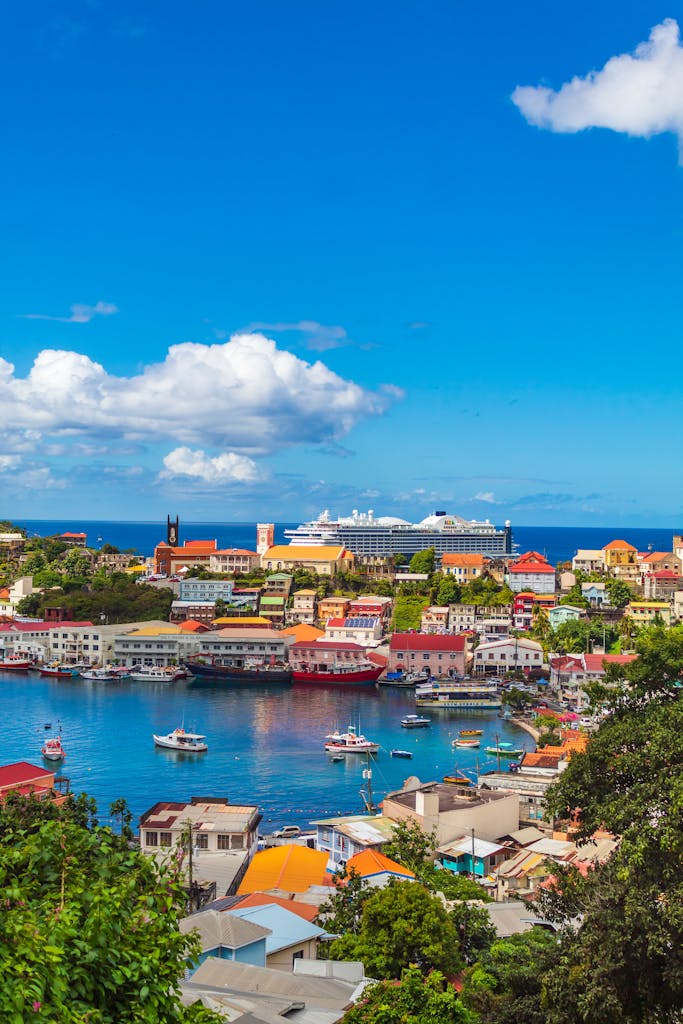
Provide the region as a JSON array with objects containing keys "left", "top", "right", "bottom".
[
  {"left": 0, "top": 532, "right": 25, "bottom": 558},
  {"left": 0, "top": 576, "right": 38, "bottom": 618},
  {"left": 495, "top": 837, "right": 577, "bottom": 901},
  {"left": 440, "top": 552, "right": 486, "bottom": 582},
  {"left": 548, "top": 653, "right": 638, "bottom": 707},
  {"left": 310, "top": 813, "right": 397, "bottom": 869},
  {"left": 317, "top": 597, "right": 350, "bottom": 621},
  {"left": 388, "top": 633, "right": 468, "bottom": 677},
  {"left": 263, "top": 573, "right": 293, "bottom": 597},
  {"left": 581, "top": 582, "right": 610, "bottom": 608},
  {"left": 345, "top": 849, "right": 416, "bottom": 888},
  {"left": 261, "top": 545, "right": 355, "bottom": 576},
  {"left": 572, "top": 549, "right": 604, "bottom": 573},
  {"left": 547, "top": 604, "right": 585, "bottom": 630},
  {"left": 438, "top": 835, "right": 511, "bottom": 879},
  {"left": 448, "top": 603, "right": 513, "bottom": 637},
  {"left": 558, "top": 570, "right": 576, "bottom": 592},
  {"left": 287, "top": 590, "right": 318, "bottom": 626},
  {"left": 420, "top": 606, "right": 450, "bottom": 633},
  {"left": 323, "top": 617, "right": 383, "bottom": 646},
  {"left": 180, "top": 910, "right": 270, "bottom": 971},
  {"left": 638, "top": 551, "right": 682, "bottom": 576},
  {"left": 512, "top": 592, "right": 556, "bottom": 631},
  {"left": 507, "top": 552, "right": 556, "bottom": 595},
  {"left": 230, "top": 903, "right": 329, "bottom": 970},
  {"left": 59, "top": 531, "right": 87, "bottom": 546},
  {"left": 624, "top": 600, "right": 671, "bottom": 627},
  {"left": 347, "top": 596, "right": 393, "bottom": 625},
  {"left": 472, "top": 637, "right": 544, "bottom": 676},
  {"left": 382, "top": 779, "right": 519, "bottom": 845},
  {"left": 179, "top": 579, "right": 237, "bottom": 603},
  {"left": 643, "top": 570, "right": 683, "bottom": 601},
  {"left": 259, "top": 595, "right": 287, "bottom": 627},
  {"left": 237, "top": 845, "right": 331, "bottom": 898},
  {"left": 170, "top": 600, "right": 216, "bottom": 625},
  {"left": 602, "top": 540, "right": 640, "bottom": 582}
]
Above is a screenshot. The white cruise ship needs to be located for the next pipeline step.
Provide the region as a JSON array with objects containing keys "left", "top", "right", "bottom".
[{"left": 285, "top": 509, "right": 512, "bottom": 558}]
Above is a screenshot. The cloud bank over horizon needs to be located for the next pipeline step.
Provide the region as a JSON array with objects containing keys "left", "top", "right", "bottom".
[{"left": 512, "top": 19, "right": 683, "bottom": 162}]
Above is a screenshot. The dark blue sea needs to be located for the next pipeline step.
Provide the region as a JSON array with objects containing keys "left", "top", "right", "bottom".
[
  {"left": 0, "top": 673, "right": 527, "bottom": 832},
  {"left": 12, "top": 519, "right": 682, "bottom": 564}
]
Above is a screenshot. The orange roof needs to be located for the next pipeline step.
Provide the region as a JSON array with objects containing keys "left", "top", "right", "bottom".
[
  {"left": 281, "top": 623, "right": 325, "bottom": 642},
  {"left": 346, "top": 849, "right": 415, "bottom": 879},
  {"left": 177, "top": 619, "right": 210, "bottom": 633},
  {"left": 603, "top": 539, "right": 637, "bottom": 551},
  {"left": 237, "top": 845, "right": 331, "bottom": 895},
  {"left": 441, "top": 553, "right": 485, "bottom": 566},
  {"left": 234, "top": 892, "right": 319, "bottom": 922},
  {"left": 263, "top": 545, "right": 350, "bottom": 561},
  {"left": 0, "top": 588, "right": 10, "bottom": 601}
]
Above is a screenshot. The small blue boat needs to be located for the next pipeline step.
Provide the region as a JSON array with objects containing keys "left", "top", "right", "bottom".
[{"left": 390, "top": 749, "right": 413, "bottom": 759}]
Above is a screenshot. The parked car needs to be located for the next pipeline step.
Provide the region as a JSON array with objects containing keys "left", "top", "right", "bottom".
[{"left": 272, "top": 825, "right": 301, "bottom": 839}]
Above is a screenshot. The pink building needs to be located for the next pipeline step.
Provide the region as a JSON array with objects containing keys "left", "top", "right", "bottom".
[{"left": 388, "top": 633, "right": 468, "bottom": 677}]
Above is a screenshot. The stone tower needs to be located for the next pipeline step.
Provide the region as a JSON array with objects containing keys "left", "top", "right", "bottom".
[{"left": 256, "top": 523, "right": 274, "bottom": 556}]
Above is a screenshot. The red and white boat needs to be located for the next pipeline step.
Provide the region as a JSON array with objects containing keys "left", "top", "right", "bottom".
[
  {"left": 0, "top": 655, "right": 32, "bottom": 671},
  {"left": 324, "top": 725, "right": 379, "bottom": 754},
  {"left": 41, "top": 735, "right": 65, "bottom": 761},
  {"left": 293, "top": 664, "right": 383, "bottom": 687}
]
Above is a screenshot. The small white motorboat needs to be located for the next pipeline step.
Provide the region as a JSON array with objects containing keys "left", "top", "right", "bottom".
[
  {"left": 80, "top": 667, "right": 117, "bottom": 681},
  {"left": 130, "top": 666, "right": 182, "bottom": 682},
  {"left": 41, "top": 735, "right": 65, "bottom": 761},
  {"left": 324, "top": 725, "right": 379, "bottom": 754},
  {"left": 153, "top": 728, "right": 208, "bottom": 752},
  {"left": 400, "top": 714, "right": 431, "bottom": 728}
]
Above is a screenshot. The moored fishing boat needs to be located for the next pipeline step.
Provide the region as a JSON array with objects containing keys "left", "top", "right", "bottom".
[
  {"left": 443, "top": 771, "right": 472, "bottom": 786},
  {"left": 453, "top": 737, "right": 480, "bottom": 748},
  {"left": 401, "top": 714, "right": 431, "bottom": 728},
  {"left": 80, "top": 667, "right": 118, "bottom": 681},
  {"left": 459, "top": 729, "right": 483, "bottom": 736},
  {"left": 129, "top": 666, "right": 184, "bottom": 682},
  {"left": 41, "top": 735, "right": 65, "bottom": 761},
  {"left": 153, "top": 727, "right": 208, "bottom": 752},
  {"left": 39, "top": 663, "right": 81, "bottom": 678},
  {"left": 324, "top": 725, "right": 379, "bottom": 754},
  {"left": 0, "top": 655, "right": 32, "bottom": 671},
  {"left": 390, "top": 749, "right": 413, "bottom": 759},
  {"left": 293, "top": 663, "right": 383, "bottom": 687},
  {"left": 485, "top": 741, "right": 524, "bottom": 757}
]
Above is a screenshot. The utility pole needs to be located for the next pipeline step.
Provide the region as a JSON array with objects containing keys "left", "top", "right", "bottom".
[{"left": 470, "top": 827, "right": 476, "bottom": 882}]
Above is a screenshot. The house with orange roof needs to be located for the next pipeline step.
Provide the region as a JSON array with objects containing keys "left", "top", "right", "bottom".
[
  {"left": 345, "top": 849, "right": 416, "bottom": 887},
  {"left": 440, "top": 552, "right": 486, "bottom": 581},
  {"left": 237, "top": 844, "right": 332, "bottom": 898},
  {"left": 601, "top": 539, "right": 641, "bottom": 582},
  {"left": 281, "top": 622, "right": 325, "bottom": 643},
  {"left": 177, "top": 618, "right": 211, "bottom": 633}
]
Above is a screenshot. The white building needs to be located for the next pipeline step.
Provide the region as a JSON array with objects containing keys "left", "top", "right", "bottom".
[
  {"left": 0, "top": 576, "right": 38, "bottom": 617},
  {"left": 179, "top": 579, "right": 236, "bottom": 602},
  {"left": 114, "top": 626, "right": 201, "bottom": 667},
  {"left": 310, "top": 814, "right": 397, "bottom": 870},
  {"left": 473, "top": 637, "right": 544, "bottom": 676},
  {"left": 322, "top": 617, "right": 383, "bottom": 646},
  {"left": 197, "top": 628, "right": 289, "bottom": 665}
]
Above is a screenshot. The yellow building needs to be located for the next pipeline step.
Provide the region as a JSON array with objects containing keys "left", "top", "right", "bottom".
[
  {"left": 261, "top": 545, "right": 354, "bottom": 576},
  {"left": 624, "top": 601, "right": 671, "bottom": 627},
  {"left": 602, "top": 540, "right": 637, "bottom": 568}
]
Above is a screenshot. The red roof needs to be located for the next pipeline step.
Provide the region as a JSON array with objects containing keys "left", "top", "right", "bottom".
[
  {"left": 509, "top": 561, "right": 555, "bottom": 574},
  {"left": 60, "top": 532, "right": 87, "bottom": 538},
  {"left": 0, "top": 762, "right": 53, "bottom": 789},
  {"left": 583, "top": 654, "right": 637, "bottom": 672},
  {"left": 232, "top": 892, "right": 319, "bottom": 923},
  {"left": 649, "top": 570, "right": 682, "bottom": 579},
  {"left": 326, "top": 618, "right": 346, "bottom": 627},
  {"left": 390, "top": 633, "right": 466, "bottom": 652},
  {"left": 603, "top": 540, "right": 636, "bottom": 551}
]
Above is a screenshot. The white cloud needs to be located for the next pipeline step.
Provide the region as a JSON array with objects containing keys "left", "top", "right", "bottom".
[
  {"left": 0, "top": 455, "right": 21, "bottom": 471},
  {"left": 472, "top": 491, "right": 498, "bottom": 504},
  {"left": 246, "top": 320, "right": 349, "bottom": 352},
  {"left": 21, "top": 301, "right": 119, "bottom": 323},
  {"left": 0, "top": 455, "right": 64, "bottom": 490},
  {"left": 161, "top": 447, "right": 265, "bottom": 484},
  {"left": 513, "top": 19, "right": 683, "bottom": 161},
  {"left": 0, "top": 334, "right": 401, "bottom": 456}
]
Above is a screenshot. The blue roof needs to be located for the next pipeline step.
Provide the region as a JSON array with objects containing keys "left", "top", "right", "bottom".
[{"left": 230, "top": 903, "right": 328, "bottom": 954}]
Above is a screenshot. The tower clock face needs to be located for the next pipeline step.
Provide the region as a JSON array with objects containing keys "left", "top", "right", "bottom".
[{"left": 169, "top": 527, "right": 177, "bottom": 544}]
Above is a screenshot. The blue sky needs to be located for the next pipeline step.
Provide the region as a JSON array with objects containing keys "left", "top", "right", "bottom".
[{"left": 2, "top": 1, "right": 683, "bottom": 526}]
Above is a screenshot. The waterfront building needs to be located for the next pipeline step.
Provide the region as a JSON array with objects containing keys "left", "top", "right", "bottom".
[
  {"left": 114, "top": 625, "right": 201, "bottom": 667},
  {"left": 440, "top": 552, "right": 486, "bottom": 581},
  {"left": 261, "top": 545, "right": 354, "bottom": 576},
  {"left": 382, "top": 780, "right": 519, "bottom": 845},
  {"left": 310, "top": 813, "right": 397, "bottom": 870},
  {"left": 286, "top": 589, "right": 317, "bottom": 625},
  {"left": 0, "top": 761, "right": 68, "bottom": 805},
  {"left": 388, "top": 633, "right": 468, "bottom": 677},
  {"left": 281, "top": 623, "right": 324, "bottom": 643},
  {"left": 0, "top": 620, "right": 53, "bottom": 661},
  {"left": 323, "top": 616, "right": 383, "bottom": 647},
  {"left": 211, "top": 616, "right": 272, "bottom": 629},
  {"left": 472, "top": 637, "right": 544, "bottom": 676},
  {"left": 197, "top": 627, "right": 288, "bottom": 666},
  {"left": 507, "top": 551, "right": 556, "bottom": 594},
  {"left": 287, "top": 639, "right": 371, "bottom": 673},
  {"left": 420, "top": 606, "right": 449, "bottom": 633},
  {"left": 285, "top": 509, "right": 513, "bottom": 558},
  {"left": 624, "top": 600, "right": 672, "bottom": 627}
]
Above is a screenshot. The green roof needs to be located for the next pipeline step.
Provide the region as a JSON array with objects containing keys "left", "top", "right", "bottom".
[{"left": 260, "top": 596, "right": 285, "bottom": 606}]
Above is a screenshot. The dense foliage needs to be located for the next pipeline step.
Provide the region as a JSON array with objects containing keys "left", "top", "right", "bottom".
[
  {"left": 0, "top": 792, "right": 219, "bottom": 1023},
  {"left": 342, "top": 967, "right": 474, "bottom": 1024},
  {"left": 17, "top": 573, "right": 174, "bottom": 623}
]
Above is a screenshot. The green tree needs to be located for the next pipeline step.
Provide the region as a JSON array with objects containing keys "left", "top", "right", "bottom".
[
  {"left": 316, "top": 865, "right": 373, "bottom": 937},
  {"left": 382, "top": 818, "right": 435, "bottom": 874},
  {"left": 329, "top": 881, "right": 464, "bottom": 979},
  {"left": 391, "top": 595, "right": 428, "bottom": 631},
  {"left": 100, "top": 543, "right": 120, "bottom": 554},
  {"left": 605, "top": 577, "right": 634, "bottom": 609},
  {"left": 461, "top": 928, "right": 561, "bottom": 1024},
  {"left": 342, "top": 966, "right": 474, "bottom": 1024},
  {"left": 15, "top": 593, "right": 42, "bottom": 616},
  {"left": 436, "top": 575, "right": 462, "bottom": 606},
  {"left": 0, "top": 794, "right": 220, "bottom": 1023},
  {"left": 420, "top": 864, "right": 491, "bottom": 901},
  {"left": 450, "top": 901, "right": 497, "bottom": 966},
  {"left": 409, "top": 547, "right": 436, "bottom": 574}
]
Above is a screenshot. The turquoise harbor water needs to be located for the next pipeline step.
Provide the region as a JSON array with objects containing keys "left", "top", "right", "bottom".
[{"left": 0, "top": 672, "right": 529, "bottom": 832}]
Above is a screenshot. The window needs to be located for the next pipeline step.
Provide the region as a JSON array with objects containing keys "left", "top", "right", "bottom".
[
  {"left": 160, "top": 832, "right": 172, "bottom": 847},
  {"left": 217, "top": 834, "right": 231, "bottom": 850},
  {"left": 292, "top": 951, "right": 304, "bottom": 964},
  {"left": 231, "top": 834, "right": 244, "bottom": 849},
  {"left": 195, "top": 833, "right": 208, "bottom": 850},
  {"left": 145, "top": 831, "right": 158, "bottom": 846}
]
